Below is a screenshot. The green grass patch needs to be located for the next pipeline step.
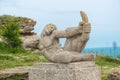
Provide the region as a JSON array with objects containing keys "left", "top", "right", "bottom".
[
  {"left": 5, "top": 74, "right": 28, "bottom": 80},
  {"left": 0, "top": 51, "right": 120, "bottom": 80},
  {"left": 0, "top": 52, "right": 48, "bottom": 70},
  {"left": 0, "top": 42, "right": 27, "bottom": 54},
  {"left": 0, "top": 54, "right": 15, "bottom": 60},
  {"left": 96, "top": 55, "right": 120, "bottom": 80}
]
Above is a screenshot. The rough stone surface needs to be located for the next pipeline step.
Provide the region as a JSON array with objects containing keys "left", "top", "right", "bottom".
[
  {"left": 38, "top": 11, "right": 95, "bottom": 63},
  {"left": 107, "top": 66, "right": 120, "bottom": 80},
  {"left": 29, "top": 61, "right": 101, "bottom": 80},
  {"left": 0, "top": 66, "right": 30, "bottom": 79},
  {"left": 0, "top": 15, "right": 36, "bottom": 35},
  {"left": 21, "top": 35, "right": 39, "bottom": 51}
]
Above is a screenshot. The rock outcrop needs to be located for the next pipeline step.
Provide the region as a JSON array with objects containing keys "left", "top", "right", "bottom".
[
  {"left": 21, "top": 35, "right": 39, "bottom": 52},
  {"left": 0, "top": 15, "right": 35, "bottom": 34},
  {"left": 0, "top": 15, "right": 39, "bottom": 52}
]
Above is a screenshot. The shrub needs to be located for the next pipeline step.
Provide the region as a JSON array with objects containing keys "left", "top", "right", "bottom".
[
  {"left": 0, "top": 42, "right": 26, "bottom": 53},
  {"left": 0, "top": 18, "right": 21, "bottom": 48},
  {"left": 0, "top": 16, "right": 27, "bottom": 53},
  {"left": 0, "top": 42, "right": 6, "bottom": 49}
]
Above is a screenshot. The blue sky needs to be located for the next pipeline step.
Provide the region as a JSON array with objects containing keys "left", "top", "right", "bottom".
[{"left": 0, "top": 0, "right": 120, "bottom": 48}]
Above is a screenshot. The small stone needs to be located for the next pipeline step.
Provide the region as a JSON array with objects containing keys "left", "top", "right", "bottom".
[
  {"left": 0, "top": 66, "right": 31, "bottom": 79},
  {"left": 107, "top": 67, "right": 120, "bottom": 80}
]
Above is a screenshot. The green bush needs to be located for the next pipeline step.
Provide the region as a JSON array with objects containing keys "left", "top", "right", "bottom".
[
  {"left": 8, "top": 47, "right": 26, "bottom": 53},
  {"left": 0, "top": 17, "right": 27, "bottom": 53},
  {"left": 0, "top": 42, "right": 26, "bottom": 53},
  {"left": 0, "top": 19, "right": 21, "bottom": 47},
  {"left": 0, "top": 42, "right": 6, "bottom": 49}
]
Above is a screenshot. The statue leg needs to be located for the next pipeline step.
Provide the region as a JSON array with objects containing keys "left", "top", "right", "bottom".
[
  {"left": 71, "top": 53, "right": 96, "bottom": 62},
  {"left": 77, "top": 33, "right": 89, "bottom": 52},
  {"left": 53, "top": 52, "right": 73, "bottom": 63},
  {"left": 44, "top": 49, "right": 95, "bottom": 63},
  {"left": 64, "top": 23, "right": 91, "bottom": 52},
  {"left": 44, "top": 50, "right": 73, "bottom": 63},
  {"left": 53, "top": 52, "right": 96, "bottom": 63},
  {"left": 77, "top": 23, "right": 91, "bottom": 52},
  {"left": 63, "top": 33, "right": 90, "bottom": 52}
]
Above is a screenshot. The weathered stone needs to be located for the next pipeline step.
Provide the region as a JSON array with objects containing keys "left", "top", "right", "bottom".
[
  {"left": 21, "top": 35, "right": 39, "bottom": 51},
  {"left": 0, "top": 15, "right": 36, "bottom": 35},
  {"left": 38, "top": 11, "right": 95, "bottom": 63},
  {"left": 0, "top": 66, "right": 30, "bottom": 79},
  {"left": 29, "top": 61, "right": 101, "bottom": 80},
  {"left": 107, "top": 67, "right": 120, "bottom": 80}
]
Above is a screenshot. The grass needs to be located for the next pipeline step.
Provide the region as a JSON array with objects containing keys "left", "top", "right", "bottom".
[
  {"left": 0, "top": 51, "right": 120, "bottom": 80},
  {"left": 0, "top": 42, "right": 48, "bottom": 69},
  {"left": 5, "top": 74, "right": 28, "bottom": 80},
  {"left": 0, "top": 52, "right": 48, "bottom": 70},
  {"left": 95, "top": 55, "right": 120, "bottom": 80}
]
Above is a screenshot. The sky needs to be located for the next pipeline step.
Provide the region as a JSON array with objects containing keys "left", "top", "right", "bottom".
[{"left": 0, "top": 0, "right": 120, "bottom": 48}]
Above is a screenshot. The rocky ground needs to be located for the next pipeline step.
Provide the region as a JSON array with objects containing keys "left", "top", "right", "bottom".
[
  {"left": 0, "top": 66, "right": 30, "bottom": 80},
  {"left": 107, "top": 66, "right": 120, "bottom": 80}
]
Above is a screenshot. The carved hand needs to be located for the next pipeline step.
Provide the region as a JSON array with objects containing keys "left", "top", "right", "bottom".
[{"left": 83, "top": 23, "right": 91, "bottom": 33}]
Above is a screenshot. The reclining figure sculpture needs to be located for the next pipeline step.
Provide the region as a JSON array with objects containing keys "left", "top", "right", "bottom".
[{"left": 38, "top": 11, "right": 95, "bottom": 63}]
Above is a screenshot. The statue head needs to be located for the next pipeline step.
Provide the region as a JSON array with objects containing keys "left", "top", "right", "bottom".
[{"left": 41, "top": 24, "right": 57, "bottom": 37}]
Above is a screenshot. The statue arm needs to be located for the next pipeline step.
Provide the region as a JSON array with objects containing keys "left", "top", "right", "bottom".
[
  {"left": 54, "top": 26, "right": 83, "bottom": 38},
  {"left": 54, "top": 11, "right": 91, "bottom": 38},
  {"left": 65, "top": 27, "right": 83, "bottom": 38},
  {"left": 53, "top": 30, "right": 66, "bottom": 38}
]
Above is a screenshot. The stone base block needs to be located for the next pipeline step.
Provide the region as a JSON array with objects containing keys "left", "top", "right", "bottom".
[{"left": 29, "top": 61, "right": 101, "bottom": 80}]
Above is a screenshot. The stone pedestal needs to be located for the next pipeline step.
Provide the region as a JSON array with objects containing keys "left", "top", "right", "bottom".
[{"left": 29, "top": 61, "right": 101, "bottom": 80}]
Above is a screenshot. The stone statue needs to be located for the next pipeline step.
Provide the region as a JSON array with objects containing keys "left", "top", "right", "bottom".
[{"left": 38, "top": 11, "right": 95, "bottom": 63}]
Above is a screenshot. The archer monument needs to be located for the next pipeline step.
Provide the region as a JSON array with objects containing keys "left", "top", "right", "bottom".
[
  {"left": 29, "top": 11, "right": 101, "bottom": 80},
  {"left": 38, "top": 11, "right": 95, "bottom": 63}
]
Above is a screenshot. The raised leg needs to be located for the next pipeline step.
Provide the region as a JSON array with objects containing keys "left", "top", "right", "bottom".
[
  {"left": 64, "top": 11, "right": 91, "bottom": 52},
  {"left": 63, "top": 26, "right": 90, "bottom": 52}
]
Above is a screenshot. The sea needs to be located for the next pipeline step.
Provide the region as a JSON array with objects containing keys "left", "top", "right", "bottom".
[
  {"left": 59, "top": 39, "right": 120, "bottom": 56},
  {"left": 82, "top": 47, "right": 120, "bottom": 57}
]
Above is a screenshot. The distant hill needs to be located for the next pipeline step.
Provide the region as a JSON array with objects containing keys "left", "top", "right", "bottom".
[{"left": 82, "top": 47, "right": 120, "bottom": 56}]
